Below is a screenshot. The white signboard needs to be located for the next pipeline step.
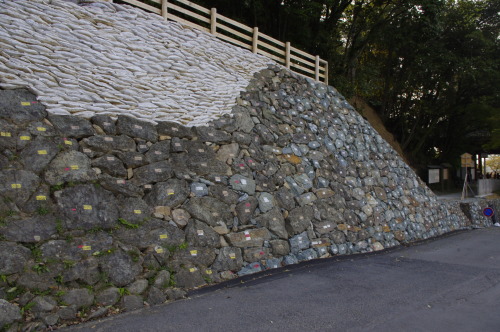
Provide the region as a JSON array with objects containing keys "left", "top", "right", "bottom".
[{"left": 428, "top": 169, "right": 440, "bottom": 184}]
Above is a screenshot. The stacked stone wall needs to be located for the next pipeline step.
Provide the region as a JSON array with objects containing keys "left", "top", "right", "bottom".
[{"left": 0, "top": 67, "right": 496, "bottom": 330}]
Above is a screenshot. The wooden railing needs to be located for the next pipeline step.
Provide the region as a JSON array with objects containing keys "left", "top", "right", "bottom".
[{"left": 117, "top": 0, "right": 328, "bottom": 84}]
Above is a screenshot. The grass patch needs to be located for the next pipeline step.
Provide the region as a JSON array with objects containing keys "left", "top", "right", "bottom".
[{"left": 118, "top": 218, "right": 140, "bottom": 229}]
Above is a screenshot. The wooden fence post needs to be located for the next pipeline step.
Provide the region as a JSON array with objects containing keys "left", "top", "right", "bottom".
[
  {"left": 210, "top": 8, "right": 217, "bottom": 35},
  {"left": 162, "top": 0, "right": 168, "bottom": 21},
  {"left": 285, "top": 42, "right": 290, "bottom": 69},
  {"left": 315, "top": 56, "right": 320, "bottom": 81},
  {"left": 324, "top": 61, "right": 329, "bottom": 85},
  {"left": 252, "top": 27, "right": 259, "bottom": 54}
]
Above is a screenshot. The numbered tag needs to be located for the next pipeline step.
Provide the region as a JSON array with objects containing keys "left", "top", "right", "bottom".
[
  {"left": 20, "top": 136, "right": 30, "bottom": 141},
  {"left": 159, "top": 234, "right": 168, "bottom": 239},
  {"left": 36, "top": 195, "right": 46, "bottom": 201},
  {"left": 133, "top": 210, "right": 142, "bottom": 214},
  {"left": 83, "top": 205, "right": 92, "bottom": 210},
  {"left": 11, "top": 183, "right": 21, "bottom": 189},
  {"left": 38, "top": 150, "right": 47, "bottom": 155}
]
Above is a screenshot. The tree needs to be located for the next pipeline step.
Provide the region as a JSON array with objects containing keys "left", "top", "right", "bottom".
[{"left": 486, "top": 155, "right": 500, "bottom": 174}]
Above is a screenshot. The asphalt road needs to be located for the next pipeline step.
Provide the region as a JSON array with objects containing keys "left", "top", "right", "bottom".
[{"left": 64, "top": 227, "right": 500, "bottom": 332}]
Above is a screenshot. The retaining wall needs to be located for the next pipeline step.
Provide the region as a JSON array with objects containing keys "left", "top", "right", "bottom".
[{"left": 0, "top": 67, "right": 496, "bottom": 330}]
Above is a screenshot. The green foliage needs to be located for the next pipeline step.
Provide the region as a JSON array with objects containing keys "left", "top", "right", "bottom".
[
  {"left": 128, "top": 250, "right": 140, "bottom": 262},
  {"left": 36, "top": 206, "right": 50, "bottom": 216},
  {"left": 63, "top": 260, "right": 76, "bottom": 269},
  {"left": 118, "top": 287, "right": 129, "bottom": 296},
  {"left": 54, "top": 274, "right": 64, "bottom": 284},
  {"left": 6, "top": 286, "right": 25, "bottom": 301},
  {"left": 20, "top": 301, "right": 35, "bottom": 315},
  {"left": 117, "top": 218, "right": 140, "bottom": 229},
  {"left": 166, "top": 241, "right": 189, "bottom": 253},
  {"left": 32, "top": 263, "right": 49, "bottom": 274},
  {"left": 55, "top": 219, "right": 64, "bottom": 235},
  {"left": 50, "top": 184, "right": 64, "bottom": 192}
]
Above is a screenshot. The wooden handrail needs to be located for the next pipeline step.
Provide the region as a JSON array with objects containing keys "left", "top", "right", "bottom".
[{"left": 118, "top": 0, "right": 329, "bottom": 84}]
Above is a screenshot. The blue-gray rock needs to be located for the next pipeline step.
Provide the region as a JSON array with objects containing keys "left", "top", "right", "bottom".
[
  {"left": 257, "top": 192, "right": 274, "bottom": 213},
  {"left": 238, "top": 262, "right": 263, "bottom": 276},
  {"left": 289, "top": 232, "right": 311, "bottom": 254},
  {"left": 265, "top": 258, "right": 283, "bottom": 269},
  {"left": 190, "top": 182, "right": 208, "bottom": 197},
  {"left": 283, "top": 254, "right": 299, "bottom": 265},
  {"left": 230, "top": 174, "right": 256, "bottom": 195},
  {"left": 297, "top": 248, "right": 318, "bottom": 261},
  {"left": 296, "top": 192, "right": 317, "bottom": 206}
]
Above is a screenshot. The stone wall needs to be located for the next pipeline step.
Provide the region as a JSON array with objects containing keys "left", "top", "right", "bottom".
[{"left": 0, "top": 67, "right": 496, "bottom": 330}]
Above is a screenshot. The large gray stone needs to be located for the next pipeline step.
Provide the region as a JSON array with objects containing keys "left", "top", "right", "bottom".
[
  {"left": 91, "top": 154, "right": 127, "bottom": 178},
  {"left": 99, "top": 174, "right": 144, "bottom": 198},
  {"left": 157, "top": 121, "right": 194, "bottom": 139},
  {"left": 211, "top": 247, "right": 243, "bottom": 272},
  {"left": 81, "top": 135, "right": 136, "bottom": 153},
  {"left": 174, "top": 267, "right": 206, "bottom": 289},
  {"left": 183, "top": 197, "right": 232, "bottom": 227},
  {"left": 117, "top": 197, "right": 152, "bottom": 224},
  {"left": 255, "top": 207, "right": 288, "bottom": 239},
  {"left": 91, "top": 114, "right": 117, "bottom": 135},
  {"left": 121, "top": 295, "right": 143, "bottom": 311},
  {"left": 100, "top": 250, "right": 143, "bottom": 287},
  {"left": 144, "top": 179, "right": 189, "bottom": 208},
  {"left": 145, "top": 140, "right": 170, "bottom": 163},
  {"left": 285, "top": 206, "right": 314, "bottom": 236},
  {"left": 185, "top": 220, "right": 220, "bottom": 248},
  {"left": 56, "top": 184, "right": 119, "bottom": 230},
  {"left": 116, "top": 115, "right": 158, "bottom": 143},
  {"left": 230, "top": 174, "right": 256, "bottom": 195},
  {"left": 0, "top": 169, "right": 40, "bottom": 206},
  {"left": 0, "top": 89, "right": 46, "bottom": 125},
  {"left": 1, "top": 215, "right": 56, "bottom": 243},
  {"left": 0, "top": 299, "right": 21, "bottom": 329},
  {"left": 130, "top": 161, "right": 173, "bottom": 186},
  {"left": 95, "top": 287, "right": 120, "bottom": 306},
  {"left": 44, "top": 150, "right": 96, "bottom": 185},
  {"left": 0, "top": 242, "right": 31, "bottom": 275},
  {"left": 19, "top": 137, "right": 59, "bottom": 173},
  {"left": 235, "top": 197, "right": 258, "bottom": 225},
  {"left": 48, "top": 114, "right": 95, "bottom": 138},
  {"left": 225, "top": 228, "right": 271, "bottom": 247}
]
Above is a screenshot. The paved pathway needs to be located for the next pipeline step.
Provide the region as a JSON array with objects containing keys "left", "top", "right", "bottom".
[{"left": 64, "top": 227, "right": 500, "bottom": 332}]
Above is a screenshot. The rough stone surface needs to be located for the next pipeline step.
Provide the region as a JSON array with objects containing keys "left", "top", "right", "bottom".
[
  {"left": 0, "top": 299, "right": 21, "bottom": 329},
  {"left": 0, "top": 6, "right": 496, "bottom": 330}
]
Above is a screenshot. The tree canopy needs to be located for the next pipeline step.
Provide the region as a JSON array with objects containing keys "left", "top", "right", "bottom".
[{"left": 176, "top": 0, "right": 500, "bottom": 170}]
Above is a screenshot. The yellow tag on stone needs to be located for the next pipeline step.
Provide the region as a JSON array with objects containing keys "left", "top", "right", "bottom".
[
  {"left": 21, "top": 102, "right": 31, "bottom": 106},
  {"left": 70, "top": 165, "right": 79, "bottom": 170},
  {"left": 36, "top": 195, "right": 46, "bottom": 201},
  {"left": 229, "top": 253, "right": 236, "bottom": 259},
  {"left": 1, "top": 132, "right": 11, "bottom": 137},
  {"left": 20, "top": 136, "right": 30, "bottom": 141},
  {"left": 190, "top": 250, "right": 198, "bottom": 256},
  {"left": 11, "top": 183, "right": 21, "bottom": 189},
  {"left": 155, "top": 247, "right": 164, "bottom": 254},
  {"left": 83, "top": 205, "right": 92, "bottom": 210},
  {"left": 64, "top": 140, "right": 72, "bottom": 145},
  {"left": 37, "top": 127, "right": 46, "bottom": 132},
  {"left": 38, "top": 150, "right": 47, "bottom": 155},
  {"left": 206, "top": 269, "right": 212, "bottom": 275},
  {"left": 133, "top": 210, "right": 142, "bottom": 214},
  {"left": 82, "top": 246, "right": 91, "bottom": 251},
  {"left": 159, "top": 234, "right": 168, "bottom": 239},
  {"left": 189, "top": 267, "right": 197, "bottom": 273}
]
